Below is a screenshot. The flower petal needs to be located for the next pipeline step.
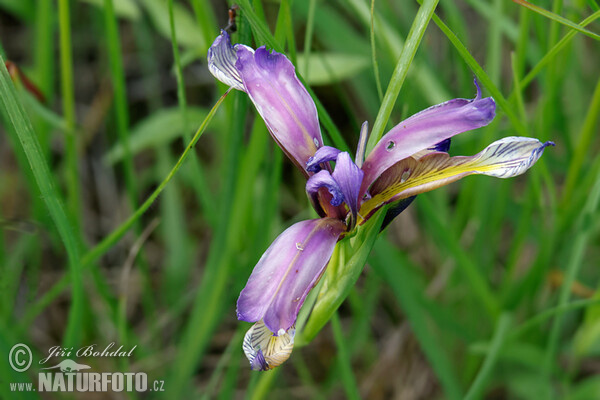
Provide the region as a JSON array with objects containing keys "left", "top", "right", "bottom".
[
  {"left": 331, "top": 152, "right": 363, "bottom": 220},
  {"left": 306, "top": 146, "right": 342, "bottom": 172},
  {"left": 242, "top": 321, "right": 295, "bottom": 371},
  {"left": 358, "top": 137, "right": 554, "bottom": 223},
  {"left": 237, "top": 218, "right": 346, "bottom": 333},
  {"left": 236, "top": 45, "right": 323, "bottom": 175},
  {"left": 207, "top": 30, "right": 251, "bottom": 91},
  {"left": 306, "top": 170, "right": 345, "bottom": 209},
  {"left": 360, "top": 83, "right": 496, "bottom": 197}
]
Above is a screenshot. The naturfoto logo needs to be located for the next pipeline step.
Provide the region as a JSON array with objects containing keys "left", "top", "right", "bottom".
[{"left": 8, "top": 343, "right": 165, "bottom": 394}]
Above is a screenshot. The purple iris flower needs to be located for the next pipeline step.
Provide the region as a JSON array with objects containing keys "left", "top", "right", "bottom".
[{"left": 207, "top": 31, "right": 553, "bottom": 370}]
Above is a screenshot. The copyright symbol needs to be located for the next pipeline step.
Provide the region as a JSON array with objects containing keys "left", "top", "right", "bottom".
[{"left": 9, "top": 343, "right": 32, "bottom": 372}]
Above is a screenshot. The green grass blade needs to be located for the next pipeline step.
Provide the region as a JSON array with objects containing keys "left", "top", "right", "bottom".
[
  {"left": 365, "top": 0, "right": 440, "bottom": 153},
  {"left": 428, "top": 11, "right": 528, "bottom": 136},
  {"left": 513, "top": 0, "right": 600, "bottom": 41},
  {"left": 370, "top": 239, "right": 464, "bottom": 400},
  {"left": 18, "top": 90, "right": 230, "bottom": 329},
  {"left": 561, "top": 76, "right": 600, "bottom": 205},
  {"left": 464, "top": 313, "right": 512, "bottom": 400},
  {"left": 0, "top": 56, "right": 83, "bottom": 347},
  {"left": 104, "top": 0, "right": 138, "bottom": 205},
  {"left": 331, "top": 312, "right": 362, "bottom": 400},
  {"left": 58, "top": 0, "right": 81, "bottom": 230},
  {"left": 519, "top": 11, "right": 600, "bottom": 90}
]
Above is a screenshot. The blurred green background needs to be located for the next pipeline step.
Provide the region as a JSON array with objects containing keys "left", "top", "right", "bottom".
[{"left": 0, "top": 0, "right": 599, "bottom": 398}]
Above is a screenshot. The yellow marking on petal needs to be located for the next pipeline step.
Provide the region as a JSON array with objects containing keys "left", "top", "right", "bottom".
[
  {"left": 358, "top": 137, "right": 549, "bottom": 224},
  {"left": 243, "top": 321, "right": 295, "bottom": 371}
]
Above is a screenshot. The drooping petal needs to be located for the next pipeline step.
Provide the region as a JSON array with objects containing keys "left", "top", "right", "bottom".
[
  {"left": 237, "top": 218, "right": 346, "bottom": 333},
  {"left": 207, "top": 30, "right": 251, "bottom": 91},
  {"left": 358, "top": 137, "right": 554, "bottom": 223},
  {"left": 360, "top": 83, "right": 496, "bottom": 197},
  {"left": 331, "top": 152, "right": 363, "bottom": 219},
  {"left": 306, "top": 170, "right": 345, "bottom": 208},
  {"left": 236, "top": 46, "right": 323, "bottom": 175},
  {"left": 306, "top": 146, "right": 342, "bottom": 172},
  {"left": 242, "top": 320, "right": 295, "bottom": 371}
]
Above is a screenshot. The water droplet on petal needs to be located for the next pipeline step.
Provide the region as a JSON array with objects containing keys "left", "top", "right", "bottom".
[
  {"left": 386, "top": 141, "right": 395, "bottom": 151},
  {"left": 313, "top": 138, "right": 319, "bottom": 147},
  {"left": 400, "top": 169, "right": 411, "bottom": 183},
  {"left": 295, "top": 242, "right": 304, "bottom": 251}
]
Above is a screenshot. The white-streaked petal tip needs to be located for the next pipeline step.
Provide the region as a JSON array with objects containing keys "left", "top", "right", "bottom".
[{"left": 242, "top": 320, "right": 295, "bottom": 371}]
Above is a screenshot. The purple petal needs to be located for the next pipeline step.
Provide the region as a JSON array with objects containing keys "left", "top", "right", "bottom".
[
  {"left": 360, "top": 83, "right": 496, "bottom": 197},
  {"left": 331, "top": 152, "right": 363, "bottom": 219},
  {"left": 236, "top": 46, "right": 323, "bottom": 175},
  {"left": 306, "top": 170, "right": 345, "bottom": 209},
  {"left": 237, "top": 218, "right": 346, "bottom": 333},
  {"left": 429, "top": 138, "right": 452, "bottom": 152},
  {"left": 207, "top": 31, "right": 250, "bottom": 91},
  {"left": 306, "top": 146, "right": 342, "bottom": 172},
  {"left": 358, "top": 137, "right": 553, "bottom": 223}
]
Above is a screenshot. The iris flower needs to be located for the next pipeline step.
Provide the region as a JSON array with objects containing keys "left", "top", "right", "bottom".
[{"left": 208, "top": 31, "right": 553, "bottom": 371}]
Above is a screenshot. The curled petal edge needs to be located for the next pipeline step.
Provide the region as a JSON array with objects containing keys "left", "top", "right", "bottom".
[{"left": 358, "top": 137, "right": 554, "bottom": 223}]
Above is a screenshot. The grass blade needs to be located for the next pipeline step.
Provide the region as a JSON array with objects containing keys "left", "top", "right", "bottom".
[{"left": 0, "top": 56, "right": 83, "bottom": 347}]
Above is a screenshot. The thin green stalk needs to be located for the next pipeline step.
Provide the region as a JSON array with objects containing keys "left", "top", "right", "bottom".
[
  {"left": 58, "top": 0, "right": 81, "bottom": 230},
  {"left": 168, "top": 0, "right": 188, "bottom": 130},
  {"left": 189, "top": 0, "right": 217, "bottom": 47},
  {"left": 510, "top": 298, "right": 600, "bottom": 341},
  {"left": 486, "top": 0, "right": 503, "bottom": 88},
  {"left": 464, "top": 314, "right": 512, "bottom": 400},
  {"left": 18, "top": 90, "right": 231, "bottom": 329},
  {"left": 427, "top": 10, "right": 528, "bottom": 136},
  {"left": 32, "top": 0, "right": 54, "bottom": 157},
  {"left": 169, "top": 91, "right": 248, "bottom": 397},
  {"left": 331, "top": 312, "right": 361, "bottom": 400},
  {"left": 302, "top": 0, "right": 317, "bottom": 79},
  {"left": 518, "top": 11, "right": 600, "bottom": 90},
  {"left": 366, "top": 0, "right": 440, "bottom": 154},
  {"left": 514, "top": 7, "right": 530, "bottom": 79},
  {"left": 168, "top": 0, "right": 216, "bottom": 225},
  {"left": 371, "top": 239, "right": 463, "bottom": 400},
  {"left": 511, "top": 52, "right": 526, "bottom": 123},
  {"left": 247, "top": 369, "right": 280, "bottom": 400},
  {"left": 561, "top": 76, "right": 600, "bottom": 205},
  {"left": 420, "top": 196, "right": 500, "bottom": 318},
  {"left": 104, "top": 0, "right": 138, "bottom": 206},
  {"left": 370, "top": 0, "right": 383, "bottom": 101},
  {"left": 201, "top": 327, "right": 244, "bottom": 400},
  {"left": 0, "top": 56, "right": 83, "bottom": 347},
  {"left": 512, "top": 0, "right": 600, "bottom": 41},
  {"left": 543, "top": 170, "right": 600, "bottom": 381},
  {"left": 57, "top": 0, "right": 84, "bottom": 348}
]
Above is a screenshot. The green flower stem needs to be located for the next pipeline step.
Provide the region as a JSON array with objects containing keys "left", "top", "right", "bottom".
[
  {"left": 366, "top": 0, "right": 439, "bottom": 154},
  {"left": 300, "top": 210, "right": 385, "bottom": 345},
  {"left": 18, "top": 90, "right": 231, "bottom": 330}
]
